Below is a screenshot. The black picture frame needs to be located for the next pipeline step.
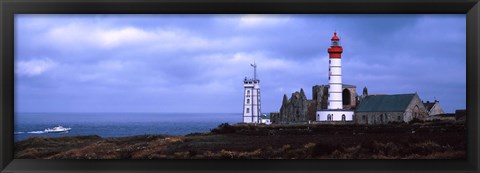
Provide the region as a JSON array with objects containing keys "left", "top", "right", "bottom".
[{"left": 1, "top": 0, "right": 479, "bottom": 172}]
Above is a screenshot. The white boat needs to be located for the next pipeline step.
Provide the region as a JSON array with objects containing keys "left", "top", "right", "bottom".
[{"left": 44, "top": 126, "right": 71, "bottom": 133}]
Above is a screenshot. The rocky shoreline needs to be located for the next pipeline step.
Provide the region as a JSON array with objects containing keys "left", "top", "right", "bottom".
[{"left": 14, "top": 121, "right": 466, "bottom": 159}]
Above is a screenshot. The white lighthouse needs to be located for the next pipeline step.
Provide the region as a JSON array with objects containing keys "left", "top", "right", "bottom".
[
  {"left": 243, "top": 62, "right": 261, "bottom": 123},
  {"left": 328, "top": 32, "right": 343, "bottom": 110},
  {"left": 316, "top": 32, "right": 354, "bottom": 122}
]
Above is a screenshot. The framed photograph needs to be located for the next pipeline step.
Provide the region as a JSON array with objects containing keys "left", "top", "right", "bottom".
[{"left": 1, "top": 0, "right": 479, "bottom": 172}]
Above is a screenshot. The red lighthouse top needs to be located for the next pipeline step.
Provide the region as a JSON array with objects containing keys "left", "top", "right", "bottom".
[
  {"left": 331, "top": 32, "right": 340, "bottom": 41},
  {"left": 328, "top": 32, "right": 343, "bottom": 58}
]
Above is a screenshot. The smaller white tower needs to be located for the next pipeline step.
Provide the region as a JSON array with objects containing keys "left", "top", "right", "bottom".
[{"left": 243, "top": 63, "right": 261, "bottom": 123}]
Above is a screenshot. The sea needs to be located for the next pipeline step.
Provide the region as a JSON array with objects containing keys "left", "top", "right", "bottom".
[{"left": 14, "top": 112, "right": 240, "bottom": 142}]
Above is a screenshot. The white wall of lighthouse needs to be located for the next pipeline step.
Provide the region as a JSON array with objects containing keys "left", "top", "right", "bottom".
[{"left": 328, "top": 58, "right": 343, "bottom": 109}]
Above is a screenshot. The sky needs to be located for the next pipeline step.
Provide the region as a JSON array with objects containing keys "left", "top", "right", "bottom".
[{"left": 14, "top": 14, "right": 466, "bottom": 113}]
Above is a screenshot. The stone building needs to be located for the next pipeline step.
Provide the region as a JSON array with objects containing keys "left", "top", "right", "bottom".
[
  {"left": 354, "top": 93, "right": 428, "bottom": 124},
  {"left": 312, "top": 84, "right": 358, "bottom": 110},
  {"left": 269, "top": 112, "right": 280, "bottom": 124},
  {"left": 272, "top": 89, "right": 313, "bottom": 123},
  {"left": 423, "top": 100, "right": 445, "bottom": 116},
  {"left": 272, "top": 84, "right": 358, "bottom": 124}
]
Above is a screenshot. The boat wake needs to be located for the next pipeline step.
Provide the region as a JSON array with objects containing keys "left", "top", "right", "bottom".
[
  {"left": 15, "top": 126, "right": 71, "bottom": 135},
  {"left": 14, "top": 130, "right": 47, "bottom": 134},
  {"left": 28, "top": 131, "right": 47, "bottom": 134}
]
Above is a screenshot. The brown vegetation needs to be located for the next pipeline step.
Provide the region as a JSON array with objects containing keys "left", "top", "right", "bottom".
[{"left": 14, "top": 121, "right": 466, "bottom": 159}]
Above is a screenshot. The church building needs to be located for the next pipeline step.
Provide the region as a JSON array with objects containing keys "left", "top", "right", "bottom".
[{"left": 355, "top": 93, "right": 428, "bottom": 124}]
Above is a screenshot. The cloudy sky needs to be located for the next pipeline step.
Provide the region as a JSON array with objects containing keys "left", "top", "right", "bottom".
[{"left": 15, "top": 14, "right": 466, "bottom": 113}]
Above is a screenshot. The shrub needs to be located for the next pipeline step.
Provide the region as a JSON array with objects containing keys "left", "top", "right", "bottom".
[
  {"left": 211, "top": 123, "right": 237, "bottom": 134},
  {"left": 409, "top": 118, "right": 424, "bottom": 125},
  {"left": 185, "top": 132, "right": 206, "bottom": 136},
  {"left": 372, "top": 141, "right": 400, "bottom": 157},
  {"left": 408, "top": 141, "right": 442, "bottom": 155},
  {"left": 312, "top": 142, "right": 337, "bottom": 157},
  {"left": 330, "top": 145, "right": 362, "bottom": 159}
]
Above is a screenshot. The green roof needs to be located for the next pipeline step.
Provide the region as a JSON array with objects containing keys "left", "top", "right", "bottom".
[
  {"left": 260, "top": 114, "right": 271, "bottom": 119},
  {"left": 356, "top": 94, "right": 416, "bottom": 112}
]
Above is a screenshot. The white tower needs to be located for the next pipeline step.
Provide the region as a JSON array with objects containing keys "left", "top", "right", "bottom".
[
  {"left": 243, "top": 63, "right": 261, "bottom": 123},
  {"left": 316, "top": 32, "right": 354, "bottom": 122},
  {"left": 328, "top": 32, "right": 343, "bottom": 110}
]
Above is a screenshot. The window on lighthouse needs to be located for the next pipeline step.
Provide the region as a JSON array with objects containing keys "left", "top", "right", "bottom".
[
  {"left": 247, "top": 99, "right": 250, "bottom": 104},
  {"left": 246, "top": 108, "right": 250, "bottom": 113},
  {"left": 332, "top": 40, "right": 339, "bottom": 46}
]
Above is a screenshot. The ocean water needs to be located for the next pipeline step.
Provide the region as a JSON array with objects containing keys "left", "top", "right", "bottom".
[{"left": 14, "top": 112, "right": 240, "bottom": 142}]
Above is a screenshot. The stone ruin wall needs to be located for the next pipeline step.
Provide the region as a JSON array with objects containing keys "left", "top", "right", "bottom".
[{"left": 272, "top": 85, "right": 358, "bottom": 124}]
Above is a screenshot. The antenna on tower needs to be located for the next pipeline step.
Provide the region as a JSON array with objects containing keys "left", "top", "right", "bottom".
[{"left": 250, "top": 61, "right": 257, "bottom": 81}]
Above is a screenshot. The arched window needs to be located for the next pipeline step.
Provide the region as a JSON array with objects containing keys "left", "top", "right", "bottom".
[
  {"left": 246, "top": 108, "right": 250, "bottom": 113},
  {"left": 342, "top": 89, "right": 351, "bottom": 105},
  {"left": 413, "top": 105, "right": 420, "bottom": 119},
  {"left": 247, "top": 99, "right": 250, "bottom": 104},
  {"left": 342, "top": 114, "right": 346, "bottom": 121},
  {"left": 327, "top": 114, "right": 331, "bottom": 121}
]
